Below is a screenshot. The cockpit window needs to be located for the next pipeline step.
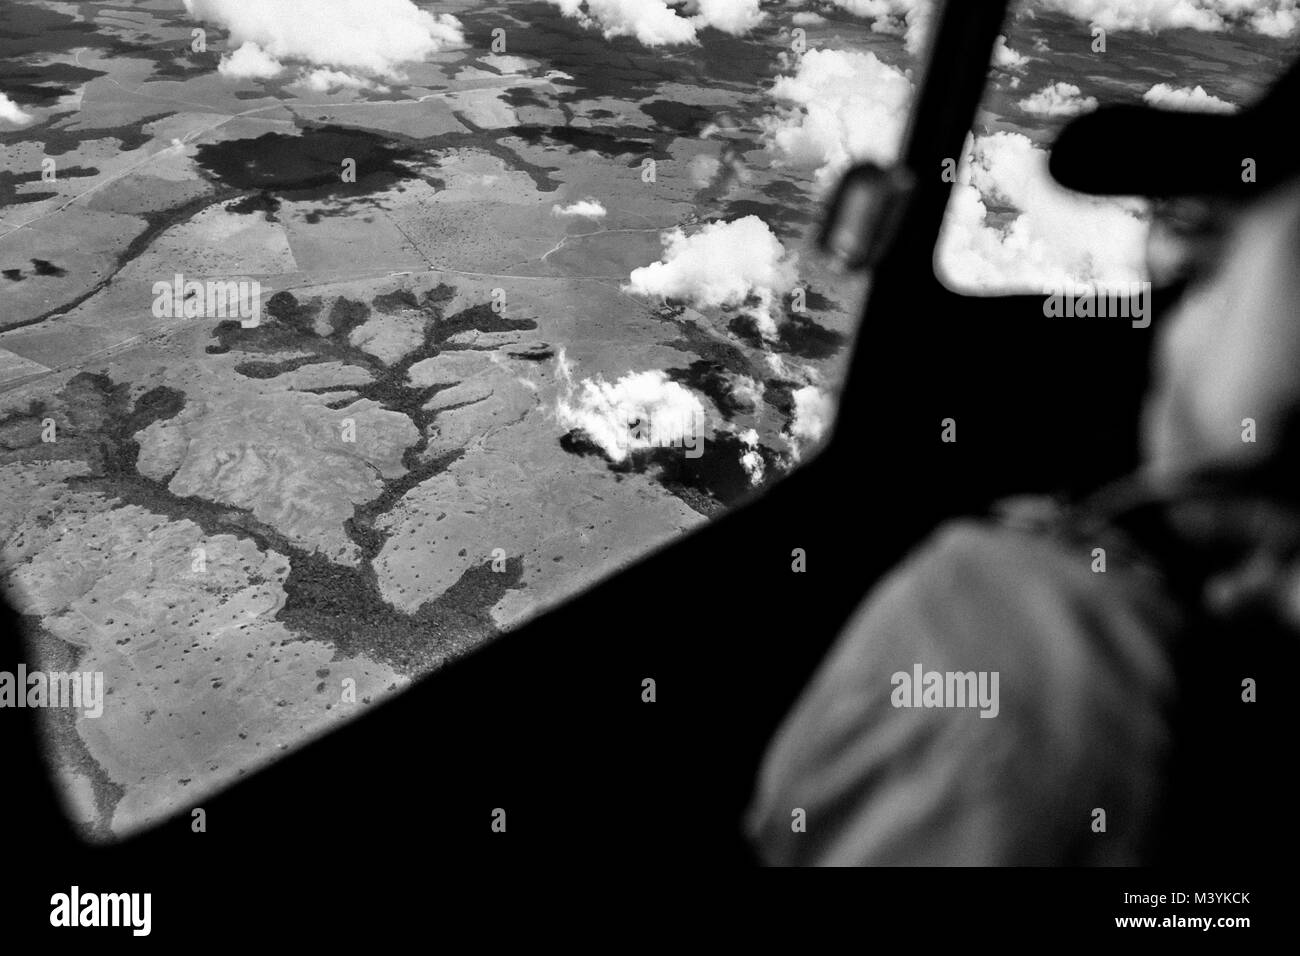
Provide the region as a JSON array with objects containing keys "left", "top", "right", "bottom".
[
  {"left": 933, "top": 0, "right": 1297, "bottom": 294},
  {"left": 1, "top": 0, "right": 925, "bottom": 841}
]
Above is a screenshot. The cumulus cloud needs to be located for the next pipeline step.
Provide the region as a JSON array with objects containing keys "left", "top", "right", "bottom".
[
  {"left": 1142, "top": 82, "right": 1237, "bottom": 112},
  {"left": 1037, "top": 0, "right": 1300, "bottom": 35},
  {"left": 692, "top": 0, "right": 766, "bottom": 33},
  {"left": 553, "top": 199, "right": 608, "bottom": 218},
  {"left": 829, "top": 0, "right": 933, "bottom": 53},
  {"left": 936, "top": 131, "right": 1148, "bottom": 292},
  {"left": 830, "top": 0, "right": 1299, "bottom": 41},
  {"left": 625, "top": 216, "right": 799, "bottom": 339},
  {"left": 554, "top": 350, "right": 707, "bottom": 462},
  {"left": 993, "top": 34, "right": 1029, "bottom": 69},
  {"left": 217, "top": 41, "right": 283, "bottom": 79},
  {"left": 544, "top": 0, "right": 763, "bottom": 46},
  {"left": 0, "top": 92, "right": 33, "bottom": 125},
  {"left": 790, "top": 385, "right": 833, "bottom": 444},
  {"left": 295, "top": 68, "right": 381, "bottom": 93},
  {"left": 730, "top": 375, "right": 764, "bottom": 412},
  {"left": 1017, "top": 81, "right": 1098, "bottom": 117},
  {"left": 183, "top": 0, "right": 463, "bottom": 85},
  {"left": 761, "top": 47, "right": 913, "bottom": 190},
  {"left": 738, "top": 428, "right": 765, "bottom": 485}
]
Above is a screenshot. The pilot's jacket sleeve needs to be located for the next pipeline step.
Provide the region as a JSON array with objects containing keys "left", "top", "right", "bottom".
[{"left": 746, "top": 516, "right": 1184, "bottom": 866}]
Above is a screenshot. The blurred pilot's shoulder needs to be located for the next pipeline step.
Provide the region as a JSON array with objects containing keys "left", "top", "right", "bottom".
[{"left": 747, "top": 496, "right": 1185, "bottom": 866}]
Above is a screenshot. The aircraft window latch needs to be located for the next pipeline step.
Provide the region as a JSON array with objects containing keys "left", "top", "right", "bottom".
[{"left": 818, "top": 162, "right": 916, "bottom": 272}]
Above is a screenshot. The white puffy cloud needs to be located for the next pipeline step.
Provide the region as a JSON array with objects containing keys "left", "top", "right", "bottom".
[
  {"left": 545, "top": 0, "right": 695, "bottom": 45},
  {"left": 738, "top": 428, "right": 765, "bottom": 485},
  {"left": 1142, "top": 82, "right": 1237, "bottom": 112},
  {"left": 761, "top": 48, "right": 913, "bottom": 190},
  {"left": 183, "top": 0, "right": 463, "bottom": 83},
  {"left": 1250, "top": 1, "right": 1300, "bottom": 34},
  {"left": 543, "top": 0, "right": 763, "bottom": 47},
  {"left": 790, "top": 385, "right": 833, "bottom": 443},
  {"left": 730, "top": 375, "right": 764, "bottom": 411},
  {"left": 692, "top": 0, "right": 766, "bottom": 34},
  {"left": 993, "top": 34, "right": 1029, "bottom": 69},
  {"left": 553, "top": 199, "right": 608, "bottom": 218},
  {"left": 625, "top": 216, "right": 800, "bottom": 339},
  {"left": 217, "top": 41, "right": 283, "bottom": 79},
  {"left": 0, "top": 92, "right": 33, "bottom": 125},
  {"left": 1017, "top": 81, "right": 1098, "bottom": 116},
  {"left": 764, "top": 352, "right": 792, "bottom": 378},
  {"left": 295, "top": 69, "right": 379, "bottom": 93},
  {"left": 829, "top": 0, "right": 1299, "bottom": 40},
  {"left": 1036, "top": 0, "right": 1300, "bottom": 35},
  {"left": 828, "top": 0, "right": 933, "bottom": 53},
  {"left": 936, "top": 131, "right": 1148, "bottom": 292},
  {"left": 554, "top": 350, "right": 707, "bottom": 462}
]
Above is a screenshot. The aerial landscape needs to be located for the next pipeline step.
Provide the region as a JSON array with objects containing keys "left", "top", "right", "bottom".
[{"left": 1, "top": 0, "right": 1293, "bottom": 839}]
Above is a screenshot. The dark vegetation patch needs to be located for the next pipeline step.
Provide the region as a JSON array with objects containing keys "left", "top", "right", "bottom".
[
  {"left": 0, "top": 64, "right": 98, "bottom": 109},
  {"left": 559, "top": 428, "right": 605, "bottom": 459},
  {"left": 227, "top": 190, "right": 281, "bottom": 220},
  {"left": 291, "top": 113, "right": 562, "bottom": 195},
  {"left": 0, "top": 165, "right": 98, "bottom": 208},
  {"left": 433, "top": 302, "right": 537, "bottom": 345},
  {"left": 501, "top": 87, "right": 551, "bottom": 110},
  {"left": 31, "top": 258, "right": 66, "bottom": 277},
  {"left": 0, "top": 0, "right": 219, "bottom": 157},
  {"left": 438, "top": 114, "right": 563, "bottom": 192},
  {"left": 727, "top": 311, "right": 847, "bottom": 360},
  {"left": 461, "top": 2, "right": 783, "bottom": 104},
  {"left": 19, "top": 359, "right": 522, "bottom": 674},
  {"left": 715, "top": 199, "right": 814, "bottom": 235},
  {"left": 665, "top": 360, "right": 750, "bottom": 420},
  {"left": 506, "top": 342, "right": 554, "bottom": 361},
  {"left": 344, "top": 448, "right": 465, "bottom": 565},
  {"left": 328, "top": 295, "right": 372, "bottom": 341},
  {"left": 558, "top": 426, "right": 776, "bottom": 516},
  {"left": 14, "top": 112, "right": 172, "bottom": 156},
  {"left": 207, "top": 292, "right": 328, "bottom": 355},
  {"left": 371, "top": 288, "right": 422, "bottom": 313},
  {"left": 763, "top": 379, "right": 798, "bottom": 416},
  {"left": 21, "top": 615, "right": 125, "bottom": 842},
  {"left": 759, "top": 177, "right": 812, "bottom": 205},
  {"left": 0, "top": 372, "right": 184, "bottom": 477},
  {"left": 641, "top": 100, "right": 713, "bottom": 135},
  {"left": 775, "top": 311, "right": 848, "bottom": 359},
  {"left": 509, "top": 124, "right": 669, "bottom": 161},
  {"left": 802, "top": 286, "right": 840, "bottom": 312},
  {"left": 193, "top": 124, "right": 433, "bottom": 202},
  {"left": 0, "top": 186, "right": 58, "bottom": 207},
  {"left": 4, "top": 187, "right": 240, "bottom": 334},
  {"left": 234, "top": 356, "right": 330, "bottom": 380},
  {"left": 662, "top": 318, "right": 752, "bottom": 377},
  {"left": 201, "top": 282, "right": 533, "bottom": 666},
  {"left": 139, "top": 49, "right": 221, "bottom": 82},
  {"left": 278, "top": 548, "right": 522, "bottom": 672},
  {"left": 650, "top": 432, "right": 780, "bottom": 515},
  {"left": 0, "top": 398, "right": 51, "bottom": 458},
  {"left": 460, "top": 4, "right": 696, "bottom": 103}
]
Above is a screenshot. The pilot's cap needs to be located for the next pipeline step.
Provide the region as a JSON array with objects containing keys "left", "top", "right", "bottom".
[{"left": 1048, "top": 57, "right": 1300, "bottom": 199}]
